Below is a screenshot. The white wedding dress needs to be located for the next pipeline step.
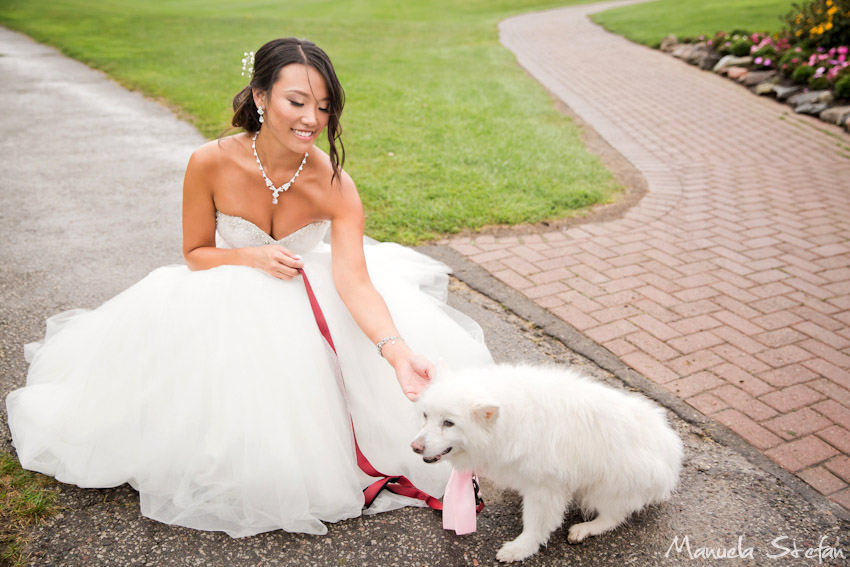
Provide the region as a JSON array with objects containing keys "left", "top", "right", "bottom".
[{"left": 5, "top": 211, "right": 492, "bottom": 537}]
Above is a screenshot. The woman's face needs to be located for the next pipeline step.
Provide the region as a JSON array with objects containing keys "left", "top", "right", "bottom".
[{"left": 255, "top": 63, "right": 330, "bottom": 152}]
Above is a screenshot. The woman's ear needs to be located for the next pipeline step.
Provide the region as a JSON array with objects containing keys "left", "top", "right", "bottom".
[{"left": 252, "top": 88, "right": 265, "bottom": 110}]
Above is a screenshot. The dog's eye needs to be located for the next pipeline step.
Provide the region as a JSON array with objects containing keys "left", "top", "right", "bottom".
[{"left": 442, "top": 420, "right": 455, "bottom": 428}]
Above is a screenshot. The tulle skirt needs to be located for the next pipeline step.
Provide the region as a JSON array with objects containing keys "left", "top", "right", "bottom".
[{"left": 5, "top": 241, "right": 492, "bottom": 537}]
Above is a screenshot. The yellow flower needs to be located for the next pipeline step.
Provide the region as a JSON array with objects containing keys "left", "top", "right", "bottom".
[
  {"left": 826, "top": 0, "right": 833, "bottom": 5},
  {"left": 796, "top": 29, "right": 803, "bottom": 36},
  {"left": 825, "top": 21, "right": 833, "bottom": 30},
  {"left": 828, "top": 6, "right": 838, "bottom": 15}
]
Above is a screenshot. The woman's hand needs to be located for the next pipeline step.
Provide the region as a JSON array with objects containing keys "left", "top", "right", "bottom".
[
  {"left": 383, "top": 342, "right": 435, "bottom": 401},
  {"left": 244, "top": 245, "right": 304, "bottom": 279}
]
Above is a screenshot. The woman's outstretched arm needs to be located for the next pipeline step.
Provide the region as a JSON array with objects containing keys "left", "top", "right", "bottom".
[{"left": 328, "top": 172, "right": 434, "bottom": 400}]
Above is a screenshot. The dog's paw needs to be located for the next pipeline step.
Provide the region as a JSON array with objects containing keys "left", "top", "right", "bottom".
[
  {"left": 496, "top": 538, "right": 538, "bottom": 562},
  {"left": 567, "top": 523, "right": 593, "bottom": 544}
]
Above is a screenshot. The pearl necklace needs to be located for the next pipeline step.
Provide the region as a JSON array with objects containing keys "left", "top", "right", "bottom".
[{"left": 252, "top": 131, "right": 308, "bottom": 204}]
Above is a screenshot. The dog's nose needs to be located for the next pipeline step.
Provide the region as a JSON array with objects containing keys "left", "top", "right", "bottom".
[{"left": 411, "top": 438, "right": 424, "bottom": 454}]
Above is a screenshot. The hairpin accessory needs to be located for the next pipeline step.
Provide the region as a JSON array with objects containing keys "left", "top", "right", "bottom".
[{"left": 241, "top": 51, "right": 255, "bottom": 78}]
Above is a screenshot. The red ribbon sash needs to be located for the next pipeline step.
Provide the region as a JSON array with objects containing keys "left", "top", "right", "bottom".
[{"left": 298, "top": 268, "right": 443, "bottom": 510}]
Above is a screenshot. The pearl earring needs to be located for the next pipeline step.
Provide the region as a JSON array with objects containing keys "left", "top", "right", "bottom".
[{"left": 257, "top": 106, "right": 264, "bottom": 124}]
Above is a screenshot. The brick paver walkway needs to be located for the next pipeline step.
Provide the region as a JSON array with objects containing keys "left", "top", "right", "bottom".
[{"left": 443, "top": 0, "right": 850, "bottom": 510}]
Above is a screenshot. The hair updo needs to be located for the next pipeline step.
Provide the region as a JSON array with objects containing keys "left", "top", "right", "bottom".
[{"left": 232, "top": 38, "right": 346, "bottom": 182}]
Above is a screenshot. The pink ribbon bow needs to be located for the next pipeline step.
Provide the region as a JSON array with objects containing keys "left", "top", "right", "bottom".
[{"left": 442, "top": 468, "right": 477, "bottom": 535}]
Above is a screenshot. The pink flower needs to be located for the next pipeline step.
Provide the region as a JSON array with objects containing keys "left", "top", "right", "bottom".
[
  {"left": 755, "top": 56, "right": 763, "bottom": 64},
  {"left": 795, "top": 47, "right": 802, "bottom": 52},
  {"left": 764, "top": 59, "right": 772, "bottom": 66},
  {"left": 792, "top": 57, "right": 799, "bottom": 63},
  {"left": 838, "top": 46, "right": 849, "bottom": 55}
]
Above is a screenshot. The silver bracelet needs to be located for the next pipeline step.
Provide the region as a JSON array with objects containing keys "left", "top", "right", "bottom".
[{"left": 376, "top": 336, "right": 403, "bottom": 357}]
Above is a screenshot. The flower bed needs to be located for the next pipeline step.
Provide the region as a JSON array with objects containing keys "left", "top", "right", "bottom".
[{"left": 659, "top": 0, "right": 850, "bottom": 132}]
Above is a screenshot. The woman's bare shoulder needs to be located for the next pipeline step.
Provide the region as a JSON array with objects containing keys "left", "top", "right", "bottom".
[{"left": 189, "top": 134, "right": 249, "bottom": 169}]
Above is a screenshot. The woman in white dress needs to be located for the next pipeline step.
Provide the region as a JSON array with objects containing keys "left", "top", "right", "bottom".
[{"left": 5, "top": 37, "right": 492, "bottom": 537}]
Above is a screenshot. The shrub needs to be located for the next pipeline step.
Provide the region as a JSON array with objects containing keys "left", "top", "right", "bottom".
[
  {"left": 753, "top": 45, "right": 779, "bottom": 58},
  {"left": 731, "top": 38, "right": 753, "bottom": 56},
  {"left": 792, "top": 63, "right": 818, "bottom": 83},
  {"left": 809, "top": 75, "right": 831, "bottom": 88},
  {"left": 835, "top": 73, "right": 850, "bottom": 97},
  {"left": 783, "top": 0, "right": 850, "bottom": 49}
]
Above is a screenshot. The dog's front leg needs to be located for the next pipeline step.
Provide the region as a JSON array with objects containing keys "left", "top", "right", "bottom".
[{"left": 496, "top": 487, "right": 568, "bottom": 562}]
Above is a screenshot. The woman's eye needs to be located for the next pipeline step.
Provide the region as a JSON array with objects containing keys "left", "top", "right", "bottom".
[
  {"left": 319, "top": 107, "right": 329, "bottom": 113},
  {"left": 442, "top": 420, "right": 454, "bottom": 428},
  {"left": 289, "top": 101, "right": 304, "bottom": 107}
]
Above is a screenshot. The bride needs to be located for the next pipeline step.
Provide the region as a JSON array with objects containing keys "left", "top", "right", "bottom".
[{"left": 5, "top": 37, "right": 492, "bottom": 537}]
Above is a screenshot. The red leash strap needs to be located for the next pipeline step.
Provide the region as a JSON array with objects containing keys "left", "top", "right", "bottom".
[{"left": 298, "top": 268, "right": 444, "bottom": 511}]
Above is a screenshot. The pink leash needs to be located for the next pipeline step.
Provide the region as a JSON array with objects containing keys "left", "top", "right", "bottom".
[{"left": 298, "top": 268, "right": 483, "bottom": 530}]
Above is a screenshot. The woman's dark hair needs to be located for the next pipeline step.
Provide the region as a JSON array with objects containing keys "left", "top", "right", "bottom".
[{"left": 232, "top": 38, "right": 346, "bottom": 182}]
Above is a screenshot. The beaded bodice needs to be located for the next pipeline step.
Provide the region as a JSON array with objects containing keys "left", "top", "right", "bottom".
[{"left": 215, "top": 211, "right": 329, "bottom": 254}]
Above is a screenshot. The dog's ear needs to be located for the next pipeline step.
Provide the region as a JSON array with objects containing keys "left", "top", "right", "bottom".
[{"left": 472, "top": 401, "right": 500, "bottom": 423}]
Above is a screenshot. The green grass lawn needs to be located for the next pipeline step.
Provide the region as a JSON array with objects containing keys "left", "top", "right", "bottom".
[
  {"left": 1, "top": 452, "right": 59, "bottom": 567},
  {"left": 0, "top": 0, "right": 619, "bottom": 244},
  {"left": 592, "top": 0, "right": 796, "bottom": 48}
]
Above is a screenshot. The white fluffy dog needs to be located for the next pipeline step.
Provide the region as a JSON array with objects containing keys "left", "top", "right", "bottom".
[{"left": 411, "top": 363, "right": 683, "bottom": 562}]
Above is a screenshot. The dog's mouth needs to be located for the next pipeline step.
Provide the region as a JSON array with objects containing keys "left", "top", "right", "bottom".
[{"left": 423, "top": 447, "right": 452, "bottom": 464}]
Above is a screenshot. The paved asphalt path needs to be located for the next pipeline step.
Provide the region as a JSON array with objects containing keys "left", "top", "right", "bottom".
[{"left": 1, "top": 26, "right": 848, "bottom": 567}]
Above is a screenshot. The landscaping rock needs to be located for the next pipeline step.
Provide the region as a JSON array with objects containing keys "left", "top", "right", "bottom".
[
  {"left": 713, "top": 55, "right": 753, "bottom": 73},
  {"left": 788, "top": 90, "right": 834, "bottom": 106},
  {"left": 819, "top": 105, "right": 850, "bottom": 125},
  {"left": 741, "top": 70, "right": 777, "bottom": 86},
  {"left": 754, "top": 81, "right": 779, "bottom": 95},
  {"left": 672, "top": 44, "right": 698, "bottom": 61},
  {"left": 698, "top": 50, "right": 722, "bottom": 70},
  {"left": 660, "top": 35, "right": 678, "bottom": 53},
  {"left": 726, "top": 67, "right": 750, "bottom": 80},
  {"left": 773, "top": 84, "right": 802, "bottom": 100},
  {"left": 686, "top": 44, "right": 712, "bottom": 65},
  {"left": 794, "top": 102, "right": 831, "bottom": 115}
]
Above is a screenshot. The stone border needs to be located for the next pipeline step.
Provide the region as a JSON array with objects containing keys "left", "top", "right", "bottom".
[{"left": 662, "top": 37, "right": 850, "bottom": 134}]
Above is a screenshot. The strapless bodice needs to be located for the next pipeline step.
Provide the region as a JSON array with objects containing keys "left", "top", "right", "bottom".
[{"left": 215, "top": 211, "right": 330, "bottom": 254}]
